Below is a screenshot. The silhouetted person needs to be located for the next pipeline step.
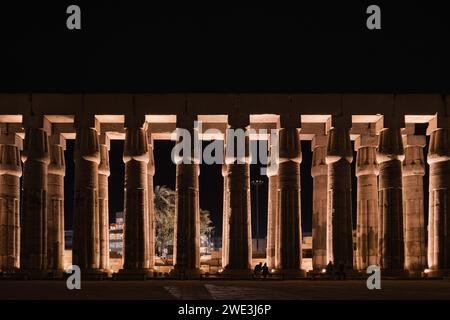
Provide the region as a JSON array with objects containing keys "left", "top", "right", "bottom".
[
  {"left": 253, "top": 262, "right": 262, "bottom": 279},
  {"left": 262, "top": 263, "right": 269, "bottom": 279},
  {"left": 326, "top": 261, "right": 334, "bottom": 279}
]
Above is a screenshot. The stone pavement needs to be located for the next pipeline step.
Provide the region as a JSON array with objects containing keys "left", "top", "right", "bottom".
[{"left": 0, "top": 280, "right": 449, "bottom": 300}]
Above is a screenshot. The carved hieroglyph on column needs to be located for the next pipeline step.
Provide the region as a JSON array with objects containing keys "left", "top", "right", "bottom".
[
  {"left": 172, "top": 116, "right": 201, "bottom": 278},
  {"left": 147, "top": 132, "right": 156, "bottom": 270},
  {"left": 355, "top": 135, "right": 379, "bottom": 271},
  {"left": 326, "top": 124, "right": 353, "bottom": 269},
  {"left": 46, "top": 135, "right": 66, "bottom": 274},
  {"left": 73, "top": 121, "right": 101, "bottom": 272},
  {"left": 311, "top": 134, "right": 328, "bottom": 271},
  {"left": 377, "top": 127, "right": 405, "bottom": 272},
  {"left": 122, "top": 124, "right": 151, "bottom": 273},
  {"left": 223, "top": 115, "right": 252, "bottom": 276},
  {"left": 402, "top": 133, "right": 426, "bottom": 274},
  {"left": 98, "top": 135, "right": 110, "bottom": 272},
  {"left": 427, "top": 127, "right": 450, "bottom": 275},
  {"left": 0, "top": 133, "right": 22, "bottom": 271},
  {"left": 21, "top": 124, "right": 50, "bottom": 272},
  {"left": 277, "top": 125, "right": 304, "bottom": 276}
]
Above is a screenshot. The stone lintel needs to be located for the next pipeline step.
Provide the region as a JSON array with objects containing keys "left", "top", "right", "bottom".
[
  {"left": 22, "top": 114, "right": 52, "bottom": 134},
  {"left": 0, "top": 132, "right": 23, "bottom": 149},
  {"left": 427, "top": 115, "right": 450, "bottom": 134},
  {"left": 331, "top": 115, "right": 352, "bottom": 129},
  {"left": 311, "top": 134, "right": 327, "bottom": 150}
]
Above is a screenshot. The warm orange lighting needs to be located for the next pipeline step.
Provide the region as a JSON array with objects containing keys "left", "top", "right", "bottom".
[
  {"left": 321, "top": 268, "right": 326, "bottom": 273},
  {"left": 218, "top": 268, "right": 223, "bottom": 273},
  {"left": 424, "top": 268, "right": 431, "bottom": 274}
]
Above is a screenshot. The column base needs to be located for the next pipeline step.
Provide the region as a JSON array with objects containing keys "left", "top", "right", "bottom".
[
  {"left": 78, "top": 269, "right": 110, "bottom": 280},
  {"left": 277, "top": 269, "right": 306, "bottom": 279},
  {"left": 12, "top": 269, "right": 52, "bottom": 280},
  {"left": 169, "top": 268, "right": 202, "bottom": 280},
  {"left": 114, "top": 269, "right": 154, "bottom": 280},
  {"left": 380, "top": 269, "right": 410, "bottom": 279},
  {"left": 221, "top": 268, "right": 253, "bottom": 279},
  {"left": 48, "top": 269, "right": 65, "bottom": 279}
]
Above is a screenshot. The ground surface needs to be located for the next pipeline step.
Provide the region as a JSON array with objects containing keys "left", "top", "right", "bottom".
[{"left": 0, "top": 280, "right": 449, "bottom": 300}]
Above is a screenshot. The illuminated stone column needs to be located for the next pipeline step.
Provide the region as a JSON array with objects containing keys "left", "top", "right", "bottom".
[
  {"left": 402, "top": 133, "right": 426, "bottom": 275},
  {"left": 172, "top": 116, "right": 201, "bottom": 278},
  {"left": 98, "top": 135, "right": 110, "bottom": 272},
  {"left": 355, "top": 135, "right": 379, "bottom": 271},
  {"left": 0, "top": 133, "right": 22, "bottom": 272},
  {"left": 376, "top": 126, "right": 405, "bottom": 272},
  {"left": 266, "top": 165, "right": 278, "bottom": 270},
  {"left": 427, "top": 126, "right": 450, "bottom": 276},
  {"left": 21, "top": 117, "right": 50, "bottom": 274},
  {"left": 326, "top": 120, "right": 353, "bottom": 269},
  {"left": 46, "top": 135, "right": 66, "bottom": 275},
  {"left": 120, "top": 122, "right": 151, "bottom": 275},
  {"left": 221, "top": 163, "right": 229, "bottom": 268},
  {"left": 223, "top": 115, "right": 252, "bottom": 277},
  {"left": 73, "top": 117, "right": 101, "bottom": 273},
  {"left": 311, "top": 134, "right": 328, "bottom": 271},
  {"left": 147, "top": 132, "right": 155, "bottom": 270},
  {"left": 277, "top": 122, "right": 304, "bottom": 277}
]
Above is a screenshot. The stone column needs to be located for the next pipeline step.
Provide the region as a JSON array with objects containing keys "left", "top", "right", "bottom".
[
  {"left": 427, "top": 127, "right": 450, "bottom": 276},
  {"left": 223, "top": 116, "right": 252, "bottom": 277},
  {"left": 355, "top": 135, "right": 379, "bottom": 271},
  {"left": 326, "top": 122, "right": 353, "bottom": 269},
  {"left": 402, "top": 133, "right": 426, "bottom": 275},
  {"left": 277, "top": 124, "right": 304, "bottom": 277},
  {"left": 120, "top": 123, "right": 151, "bottom": 276},
  {"left": 73, "top": 118, "right": 101, "bottom": 274},
  {"left": 172, "top": 117, "right": 201, "bottom": 278},
  {"left": 46, "top": 135, "right": 66, "bottom": 275},
  {"left": 21, "top": 119, "right": 50, "bottom": 275},
  {"left": 147, "top": 133, "right": 156, "bottom": 270},
  {"left": 376, "top": 126, "right": 405, "bottom": 273},
  {"left": 98, "top": 135, "right": 110, "bottom": 272},
  {"left": 266, "top": 166, "right": 278, "bottom": 270},
  {"left": 311, "top": 134, "right": 328, "bottom": 271},
  {"left": 221, "top": 163, "right": 229, "bottom": 268},
  {"left": 0, "top": 133, "right": 22, "bottom": 272}
]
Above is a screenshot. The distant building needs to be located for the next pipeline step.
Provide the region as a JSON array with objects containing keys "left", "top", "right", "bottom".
[
  {"left": 109, "top": 211, "right": 124, "bottom": 257},
  {"left": 64, "top": 230, "right": 73, "bottom": 250}
]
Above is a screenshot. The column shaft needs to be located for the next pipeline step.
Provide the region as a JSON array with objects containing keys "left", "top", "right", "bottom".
[
  {"left": 266, "top": 174, "right": 278, "bottom": 269},
  {"left": 377, "top": 127, "right": 405, "bottom": 271},
  {"left": 221, "top": 164, "right": 229, "bottom": 268},
  {"left": 98, "top": 142, "right": 110, "bottom": 271},
  {"left": 147, "top": 141, "right": 155, "bottom": 269},
  {"left": 402, "top": 137, "right": 426, "bottom": 273},
  {"left": 47, "top": 142, "right": 65, "bottom": 272},
  {"left": 311, "top": 135, "right": 328, "bottom": 271},
  {"left": 73, "top": 127, "right": 101, "bottom": 271},
  {"left": 174, "top": 163, "right": 200, "bottom": 271},
  {"left": 277, "top": 127, "right": 302, "bottom": 272},
  {"left": 123, "top": 127, "right": 150, "bottom": 270},
  {"left": 326, "top": 126, "right": 353, "bottom": 268},
  {"left": 0, "top": 144, "right": 21, "bottom": 271},
  {"left": 427, "top": 128, "right": 450, "bottom": 273},
  {"left": 21, "top": 128, "right": 50, "bottom": 270},
  {"left": 355, "top": 141, "right": 378, "bottom": 270}
]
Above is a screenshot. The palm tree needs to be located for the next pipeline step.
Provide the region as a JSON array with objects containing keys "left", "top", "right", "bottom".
[{"left": 153, "top": 185, "right": 214, "bottom": 256}]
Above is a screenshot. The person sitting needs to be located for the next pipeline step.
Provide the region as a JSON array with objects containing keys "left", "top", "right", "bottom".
[
  {"left": 262, "top": 263, "right": 269, "bottom": 279},
  {"left": 253, "top": 262, "right": 263, "bottom": 279}
]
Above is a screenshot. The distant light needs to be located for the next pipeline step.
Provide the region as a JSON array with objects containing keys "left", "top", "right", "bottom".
[
  {"left": 271, "top": 269, "right": 275, "bottom": 273},
  {"left": 321, "top": 268, "right": 326, "bottom": 273},
  {"left": 218, "top": 268, "right": 223, "bottom": 273},
  {"left": 424, "top": 268, "right": 431, "bottom": 274}
]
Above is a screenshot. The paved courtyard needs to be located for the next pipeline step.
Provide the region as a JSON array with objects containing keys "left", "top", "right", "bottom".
[{"left": 0, "top": 280, "right": 449, "bottom": 300}]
